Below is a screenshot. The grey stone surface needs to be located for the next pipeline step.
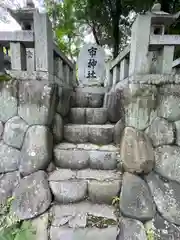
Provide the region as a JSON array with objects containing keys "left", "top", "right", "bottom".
[
  {"left": 154, "top": 145, "right": 180, "bottom": 183},
  {"left": 145, "top": 117, "right": 175, "bottom": 147},
  {"left": 86, "top": 108, "right": 107, "bottom": 124},
  {"left": 158, "top": 94, "right": 180, "bottom": 121},
  {"left": 88, "top": 93, "right": 104, "bottom": 107},
  {"left": 68, "top": 213, "right": 87, "bottom": 228},
  {"left": 20, "top": 125, "right": 53, "bottom": 176},
  {"left": 0, "top": 171, "right": 20, "bottom": 207},
  {"left": 175, "top": 120, "right": 180, "bottom": 146},
  {"left": 0, "top": 142, "right": 20, "bottom": 173},
  {"left": 57, "top": 88, "right": 71, "bottom": 117},
  {"left": 71, "top": 92, "right": 88, "bottom": 107},
  {"left": 18, "top": 81, "right": 56, "bottom": 125},
  {"left": 120, "top": 127, "right": 154, "bottom": 174},
  {"left": 120, "top": 172, "right": 156, "bottom": 221},
  {"left": 3, "top": 116, "right": 28, "bottom": 149},
  {"left": 0, "top": 121, "right": 3, "bottom": 139},
  {"left": 50, "top": 201, "right": 117, "bottom": 222},
  {"left": 49, "top": 180, "right": 87, "bottom": 203},
  {"left": 48, "top": 169, "right": 76, "bottom": 181},
  {"left": 31, "top": 213, "right": 49, "bottom": 240},
  {"left": 88, "top": 180, "right": 121, "bottom": 204},
  {"left": 114, "top": 119, "right": 124, "bottom": 144},
  {"left": 64, "top": 125, "right": 89, "bottom": 143},
  {"left": 117, "top": 218, "right": 147, "bottom": 240},
  {"left": 54, "top": 149, "right": 89, "bottom": 169},
  {"left": 69, "top": 108, "right": 86, "bottom": 124},
  {"left": 11, "top": 171, "right": 52, "bottom": 220},
  {"left": 89, "top": 151, "right": 117, "bottom": 170},
  {"left": 46, "top": 162, "right": 56, "bottom": 173},
  {"left": 146, "top": 172, "right": 180, "bottom": 225},
  {"left": 88, "top": 125, "right": 114, "bottom": 145},
  {"left": 145, "top": 213, "right": 180, "bottom": 240},
  {"left": 0, "top": 81, "right": 18, "bottom": 122},
  {"left": 53, "top": 113, "right": 63, "bottom": 143},
  {"left": 50, "top": 226, "right": 117, "bottom": 240}
]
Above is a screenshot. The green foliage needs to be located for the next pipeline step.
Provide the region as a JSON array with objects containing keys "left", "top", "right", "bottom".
[
  {"left": 0, "top": 74, "right": 12, "bottom": 82},
  {"left": 146, "top": 228, "right": 155, "bottom": 240},
  {"left": 112, "top": 196, "right": 120, "bottom": 206},
  {"left": 0, "top": 197, "right": 36, "bottom": 240}
]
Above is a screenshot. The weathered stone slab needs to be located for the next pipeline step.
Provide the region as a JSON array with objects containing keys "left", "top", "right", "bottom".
[
  {"left": 0, "top": 121, "right": 3, "bottom": 139},
  {"left": 54, "top": 149, "right": 89, "bottom": 169},
  {"left": 50, "top": 226, "right": 117, "bottom": 240},
  {"left": 120, "top": 172, "right": 156, "bottom": 221},
  {"left": 71, "top": 92, "right": 88, "bottom": 107},
  {"left": 120, "top": 127, "right": 154, "bottom": 174},
  {"left": 175, "top": 120, "right": 180, "bottom": 146},
  {"left": 154, "top": 145, "right": 180, "bottom": 183},
  {"left": 0, "top": 80, "right": 18, "bottom": 122},
  {"left": 11, "top": 171, "right": 52, "bottom": 220},
  {"left": 57, "top": 88, "right": 71, "bottom": 117},
  {"left": 88, "top": 125, "right": 114, "bottom": 145},
  {"left": 3, "top": 116, "right": 28, "bottom": 149},
  {"left": 145, "top": 117, "right": 175, "bottom": 147},
  {"left": 88, "top": 93, "right": 104, "bottom": 108},
  {"left": 20, "top": 125, "right": 53, "bottom": 176},
  {"left": 86, "top": 108, "right": 107, "bottom": 124},
  {"left": 88, "top": 180, "right": 121, "bottom": 204},
  {"left": 117, "top": 218, "right": 147, "bottom": 240},
  {"left": 0, "top": 171, "right": 20, "bottom": 207},
  {"left": 49, "top": 181, "right": 87, "bottom": 203},
  {"left": 0, "top": 142, "right": 20, "bottom": 173},
  {"left": 48, "top": 169, "right": 76, "bottom": 181},
  {"left": 146, "top": 172, "right": 180, "bottom": 225},
  {"left": 69, "top": 108, "right": 86, "bottom": 124},
  {"left": 145, "top": 213, "right": 180, "bottom": 240},
  {"left": 52, "top": 113, "right": 63, "bottom": 143},
  {"left": 89, "top": 151, "right": 117, "bottom": 170},
  {"left": 18, "top": 81, "right": 56, "bottom": 125},
  {"left": 114, "top": 119, "right": 124, "bottom": 144},
  {"left": 64, "top": 125, "right": 89, "bottom": 143}
]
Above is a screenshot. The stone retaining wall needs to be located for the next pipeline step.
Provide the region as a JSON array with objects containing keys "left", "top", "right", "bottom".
[{"left": 105, "top": 80, "right": 180, "bottom": 239}]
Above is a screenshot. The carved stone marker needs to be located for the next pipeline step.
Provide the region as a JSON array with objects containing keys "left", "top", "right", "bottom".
[{"left": 77, "top": 44, "right": 106, "bottom": 86}]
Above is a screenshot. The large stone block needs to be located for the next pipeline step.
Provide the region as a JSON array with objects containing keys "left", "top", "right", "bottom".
[
  {"left": 0, "top": 171, "right": 20, "bottom": 207},
  {"left": 145, "top": 117, "right": 175, "bottom": 147},
  {"left": 0, "top": 142, "right": 20, "bottom": 173},
  {"left": 20, "top": 125, "right": 53, "bottom": 176},
  {"left": 56, "top": 87, "right": 71, "bottom": 117},
  {"left": 88, "top": 125, "right": 114, "bottom": 145},
  {"left": 3, "top": 116, "right": 28, "bottom": 149},
  {"left": 117, "top": 218, "right": 147, "bottom": 240},
  {"left": 89, "top": 151, "right": 117, "bottom": 170},
  {"left": 49, "top": 180, "right": 87, "bottom": 203},
  {"left": 52, "top": 113, "right": 63, "bottom": 143},
  {"left": 71, "top": 91, "right": 88, "bottom": 107},
  {"left": 31, "top": 213, "right": 49, "bottom": 240},
  {"left": 18, "top": 81, "right": 56, "bottom": 125},
  {"left": 120, "top": 127, "right": 154, "bottom": 174},
  {"left": 50, "top": 226, "right": 117, "bottom": 240},
  {"left": 0, "top": 80, "right": 18, "bottom": 122},
  {"left": 11, "top": 171, "right": 52, "bottom": 220},
  {"left": 86, "top": 108, "right": 107, "bottom": 124},
  {"left": 154, "top": 145, "right": 180, "bottom": 183},
  {"left": 64, "top": 125, "right": 89, "bottom": 143},
  {"left": 146, "top": 172, "right": 180, "bottom": 225},
  {"left": 69, "top": 108, "right": 86, "bottom": 124},
  {"left": 88, "top": 180, "right": 121, "bottom": 204},
  {"left": 88, "top": 93, "right": 104, "bottom": 108},
  {"left": 54, "top": 148, "right": 89, "bottom": 169},
  {"left": 120, "top": 172, "right": 156, "bottom": 221}
]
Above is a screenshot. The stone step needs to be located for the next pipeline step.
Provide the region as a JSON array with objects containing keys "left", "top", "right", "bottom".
[
  {"left": 69, "top": 108, "right": 108, "bottom": 124},
  {"left": 50, "top": 201, "right": 117, "bottom": 240},
  {"left": 48, "top": 169, "right": 122, "bottom": 204},
  {"left": 64, "top": 124, "right": 115, "bottom": 144},
  {"left": 54, "top": 143, "right": 120, "bottom": 170},
  {"left": 71, "top": 88, "right": 106, "bottom": 108}
]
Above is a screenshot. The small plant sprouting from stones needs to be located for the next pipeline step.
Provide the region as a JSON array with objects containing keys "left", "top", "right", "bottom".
[
  {"left": 146, "top": 228, "right": 155, "bottom": 240},
  {"left": 0, "top": 197, "right": 36, "bottom": 240},
  {"left": 112, "top": 196, "right": 120, "bottom": 206}
]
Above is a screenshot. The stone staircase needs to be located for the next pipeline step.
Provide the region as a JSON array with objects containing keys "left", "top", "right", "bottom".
[{"left": 49, "top": 88, "right": 121, "bottom": 239}]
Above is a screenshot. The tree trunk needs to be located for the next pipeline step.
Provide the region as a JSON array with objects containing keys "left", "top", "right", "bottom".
[{"left": 112, "top": 0, "right": 121, "bottom": 58}]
